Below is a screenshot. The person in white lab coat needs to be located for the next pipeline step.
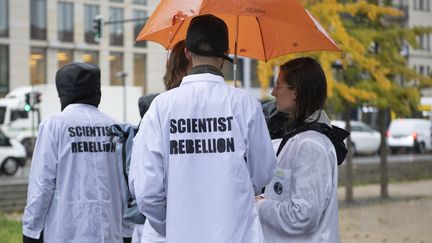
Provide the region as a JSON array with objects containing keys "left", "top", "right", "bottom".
[
  {"left": 22, "top": 63, "right": 130, "bottom": 243},
  {"left": 130, "top": 14, "right": 276, "bottom": 243},
  {"left": 256, "top": 57, "right": 340, "bottom": 243}
]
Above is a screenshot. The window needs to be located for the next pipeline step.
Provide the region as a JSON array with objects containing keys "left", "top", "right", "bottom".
[
  {"left": 110, "top": 0, "right": 123, "bottom": 2},
  {"left": 30, "top": 48, "right": 47, "bottom": 84},
  {"left": 110, "top": 52, "right": 123, "bottom": 85},
  {"left": 10, "top": 110, "right": 29, "bottom": 122},
  {"left": 58, "top": 2, "right": 74, "bottom": 42},
  {"left": 133, "top": 10, "right": 147, "bottom": 47},
  {"left": 417, "top": 34, "right": 430, "bottom": 50},
  {"left": 0, "top": 0, "right": 8, "bottom": 37},
  {"left": 0, "top": 106, "right": 5, "bottom": 124},
  {"left": 419, "top": 65, "right": 425, "bottom": 75},
  {"left": 84, "top": 5, "right": 100, "bottom": 44},
  {"left": 109, "top": 8, "right": 124, "bottom": 46},
  {"left": 57, "top": 50, "right": 73, "bottom": 69},
  {"left": 133, "top": 0, "right": 147, "bottom": 5},
  {"left": 134, "top": 54, "right": 146, "bottom": 87},
  {"left": 30, "top": 0, "right": 47, "bottom": 40},
  {"left": 0, "top": 45, "right": 8, "bottom": 95},
  {"left": 250, "top": 59, "right": 261, "bottom": 88},
  {"left": 222, "top": 59, "right": 244, "bottom": 87},
  {"left": 416, "top": 0, "right": 431, "bottom": 10},
  {"left": 83, "top": 51, "right": 99, "bottom": 65}
]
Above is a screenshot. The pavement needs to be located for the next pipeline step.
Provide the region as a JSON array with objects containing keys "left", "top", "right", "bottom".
[{"left": 338, "top": 179, "right": 432, "bottom": 243}]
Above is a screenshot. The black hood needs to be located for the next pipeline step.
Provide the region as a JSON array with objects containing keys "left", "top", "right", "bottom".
[
  {"left": 138, "top": 93, "right": 159, "bottom": 118},
  {"left": 55, "top": 62, "right": 101, "bottom": 111}
]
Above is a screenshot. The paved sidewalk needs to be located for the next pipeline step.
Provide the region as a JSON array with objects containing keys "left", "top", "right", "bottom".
[{"left": 338, "top": 180, "right": 432, "bottom": 243}]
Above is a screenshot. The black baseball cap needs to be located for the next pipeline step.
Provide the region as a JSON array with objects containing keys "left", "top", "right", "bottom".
[{"left": 186, "top": 14, "right": 233, "bottom": 63}]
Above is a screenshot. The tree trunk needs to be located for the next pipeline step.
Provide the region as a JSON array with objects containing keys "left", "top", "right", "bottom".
[
  {"left": 343, "top": 105, "right": 354, "bottom": 203},
  {"left": 378, "top": 108, "right": 389, "bottom": 198}
]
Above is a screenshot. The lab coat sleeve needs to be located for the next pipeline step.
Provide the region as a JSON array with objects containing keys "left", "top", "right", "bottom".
[
  {"left": 129, "top": 110, "right": 166, "bottom": 236},
  {"left": 256, "top": 138, "right": 333, "bottom": 235},
  {"left": 247, "top": 104, "right": 277, "bottom": 194},
  {"left": 22, "top": 121, "right": 58, "bottom": 239}
]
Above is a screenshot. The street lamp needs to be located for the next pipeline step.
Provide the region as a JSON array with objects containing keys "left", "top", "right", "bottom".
[{"left": 117, "top": 71, "right": 128, "bottom": 122}]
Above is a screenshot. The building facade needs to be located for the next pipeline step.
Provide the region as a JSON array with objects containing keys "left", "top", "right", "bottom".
[
  {"left": 1, "top": 1, "right": 428, "bottom": 100},
  {"left": 0, "top": 0, "right": 170, "bottom": 97}
]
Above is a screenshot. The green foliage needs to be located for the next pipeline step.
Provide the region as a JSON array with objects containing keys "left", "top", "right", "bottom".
[{"left": 0, "top": 214, "right": 21, "bottom": 243}]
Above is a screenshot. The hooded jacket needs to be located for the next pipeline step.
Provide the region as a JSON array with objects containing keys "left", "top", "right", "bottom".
[{"left": 23, "top": 63, "right": 126, "bottom": 243}]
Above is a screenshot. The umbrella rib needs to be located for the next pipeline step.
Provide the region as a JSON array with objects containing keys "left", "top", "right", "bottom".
[
  {"left": 169, "top": 20, "right": 186, "bottom": 47},
  {"left": 256, "top": 17, "right": 267, "bottom": 62}
]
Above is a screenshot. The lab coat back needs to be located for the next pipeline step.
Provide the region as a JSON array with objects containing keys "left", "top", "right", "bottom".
[
  {"left": 23, "top": 104, "right": 125, "bottom": 243},
  {"left": 131, "top": 73, "right": 276, "bottom": 243}
]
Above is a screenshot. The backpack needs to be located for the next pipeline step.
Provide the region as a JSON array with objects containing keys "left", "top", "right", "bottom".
[
  {"left": 110, "top": 124, "right": 146, "bottom": 224},
  {"left": 276, "top": 123, "right": 350, "bottom": 165}
]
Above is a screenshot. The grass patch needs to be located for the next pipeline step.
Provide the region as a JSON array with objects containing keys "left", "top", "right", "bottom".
[{"left": 0, "top": 213, "right": 22, "bottom": 243}]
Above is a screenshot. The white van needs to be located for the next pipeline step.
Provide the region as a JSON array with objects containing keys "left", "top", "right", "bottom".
[
  {"left": 387, "top": 119, "right": 432, "bottom": 154},
  {"left": 0, "top": 129, "right": 27, "bottom": 176}
]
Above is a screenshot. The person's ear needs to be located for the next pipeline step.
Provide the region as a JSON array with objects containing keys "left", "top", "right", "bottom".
[{"left": 184, "top": 47, "right": 193, "bottom": 63}]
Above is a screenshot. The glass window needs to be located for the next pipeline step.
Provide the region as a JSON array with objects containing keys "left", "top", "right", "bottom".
[
  {"left": 57, "top": 49, "right": 73, "bottom": 69},
  {"left": 134, "top": 54, "right": 146, "bottom": 87},
  {"left": 30, "top": 0, "right": 47, "bottom": 40},
  {"left": 250, "top": 59, "right": 261, "bottom": 88},
  {"left": 30, "top": 47, "right": 46, "bottom": 84},
  {"left": 0, "top": 0, "right": 8, "bottom": 37},
  {"left": 133, "top": 0, "right": 147, "bottom": 5},
  {"left": 222, "top": 58, "right": 244, "bottom": 86},
  {"left": 0, "top": 106, "right": 6, "bottom": 124},
  {"left": 84, "top": 4, "right": 100, "bottom": 44},
  {"left": 133, "top": 10, "right": 147, "bottom": 47},
  {"left": 0, "top": 45, "right": 8, "bottom": 95},
  {"left": 110, "top": 52, "right": 123, "bottom": 85},
  {"left": 58, "top": 2, "right": 74, "bottom": 42},
  {"left": 83, "top": 51, "right": 99, "bottom": 65},
  {"left": 109, "top": 8, "right": 124, "bottom": 46},
  {"left": 351, "top": 125, "right": 361, "bottom": 132}
]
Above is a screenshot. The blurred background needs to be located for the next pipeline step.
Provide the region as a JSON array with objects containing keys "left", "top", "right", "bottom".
[{"left": 0, "top": 0, "right": 432, "bottom": 242}]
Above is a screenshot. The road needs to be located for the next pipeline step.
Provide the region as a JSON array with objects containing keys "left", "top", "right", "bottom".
[{"left": 1, "top": 153, "right": 432, "bottom": 181}]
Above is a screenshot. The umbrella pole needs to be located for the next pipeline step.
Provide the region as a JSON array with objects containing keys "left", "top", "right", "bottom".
[{"left": 233, "top": 15, "right": 239, "bottom": 87}]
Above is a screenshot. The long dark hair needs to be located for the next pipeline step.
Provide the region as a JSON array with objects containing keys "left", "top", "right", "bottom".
[
  {"left": 163, "top": 40, "right": 189, "bottom": 90},
  {"left": 280, "top": 57, "right": 327, "bottom": 125}
]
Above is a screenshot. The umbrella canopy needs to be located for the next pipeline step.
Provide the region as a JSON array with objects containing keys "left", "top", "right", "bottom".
[{"left": 136, "top": 0, "right": 340, "bottom": 62}]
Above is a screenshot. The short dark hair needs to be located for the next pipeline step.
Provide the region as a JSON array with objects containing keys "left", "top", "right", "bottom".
[
  {"left": 185, "top": 14, "right": 233, "bottom": 63},
  {"left": 279, "top": 57, "right": 327, "bottom": 124}
]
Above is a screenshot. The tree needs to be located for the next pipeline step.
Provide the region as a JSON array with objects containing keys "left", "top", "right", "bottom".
[{"left": 258, "top": 0, "right": 432, "bottom": 200}]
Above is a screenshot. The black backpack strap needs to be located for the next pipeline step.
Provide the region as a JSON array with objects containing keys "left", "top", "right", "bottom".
[
  {"left": 109, "top": 124, "right": 130, "bottom": 184},
  {"left": 276, "top": 123, "right": 350, "bottom": 165}
]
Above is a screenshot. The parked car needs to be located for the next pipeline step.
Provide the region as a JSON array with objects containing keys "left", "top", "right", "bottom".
[
  {"left": 0, "top": 129, "right": 27, "bottom": 176},
  {"left": 331, "top": 120, "right": 381, "bottom": 155},
  {"left": 387, "top": 118, "right": 431, "bottom": 154}
]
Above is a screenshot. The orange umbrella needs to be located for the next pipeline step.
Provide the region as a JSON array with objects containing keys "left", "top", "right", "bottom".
[{"left": 136, "top": 0, "right": 340, "bottom": 62}]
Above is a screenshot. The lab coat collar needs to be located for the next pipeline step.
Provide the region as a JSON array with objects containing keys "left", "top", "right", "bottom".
[
  {"left": 180, "top": 73, "right": 226, "bottom": 86},
  {"left": 63, "top": 103, "right": 99, "bottom": 112}
]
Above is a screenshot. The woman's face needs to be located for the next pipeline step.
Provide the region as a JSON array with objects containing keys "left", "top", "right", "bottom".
[{"left": 271, "top": 71, "right": 297, "bottom": 115}]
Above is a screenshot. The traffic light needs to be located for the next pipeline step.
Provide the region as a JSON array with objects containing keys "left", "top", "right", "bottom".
[
  {"left": 93, "top": 15, "right": 104, "bottom": 43},
  {"left": 34, "top": 92, "right": 42, "bottom": 104},
  {"left": 24, "top": 93, "right": 31, "bottom": 112},
  {"left": 24, "top": 92, "right": 42, "bottom": 112}
]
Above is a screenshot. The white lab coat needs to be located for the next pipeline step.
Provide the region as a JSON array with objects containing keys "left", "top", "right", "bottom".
[
  {"left": 23, "top": 104, "right": 126, "bottom": 243},
  {"left": 130, "top": 73, "right": 276, "bottom": 243},
  {"left": 256, "top": 110, "right": 340, "bottom": 243}
]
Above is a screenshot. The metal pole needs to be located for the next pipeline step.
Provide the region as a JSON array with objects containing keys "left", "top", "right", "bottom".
[{"left": 123, "top": 75, "right": 126, "bottom": 123}]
